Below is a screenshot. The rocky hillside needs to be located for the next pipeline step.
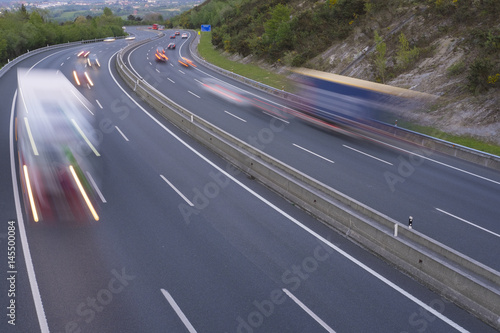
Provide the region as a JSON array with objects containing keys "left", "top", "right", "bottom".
[{"left": 307, "top": 3, "right": 500, "bottom": 145}]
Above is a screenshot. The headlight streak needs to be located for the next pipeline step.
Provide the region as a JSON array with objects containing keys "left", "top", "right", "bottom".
[
  {"left": 202, "top": 84, "right": 242, "bottom": 102},
  {"left": 84, "top": 72, "right": 94, "bottom": 86},
  {"left": 183, "top": 58, "right": 196, "bottom": 67},
  {"left": 23, "top": 165, "right": 39, "bottom": 222},
  {"left": 23, "top": 117, "right": 39, "bottom": 156},
  {"left": 69, "top": 165, "right": 99, "bottom": 221},
  {"left": 73, "top": 70, "right": 81, "bottom": 86},
  {"left": 71, "top": 118, "right": 100, "bottom": 156}
]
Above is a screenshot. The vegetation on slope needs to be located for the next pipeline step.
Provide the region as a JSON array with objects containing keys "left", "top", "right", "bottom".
[
  {"left": 0, "top": 5, "right": 126, "bottom": 66},
  {"left": 170, "top": 0, "right": 499, "bottom": 91},
  {"left": 170, "top": 0, "right": 368, "bottom": 66},
  {"left": 168, "top": 0, "right": 499, "bottom": 147}
]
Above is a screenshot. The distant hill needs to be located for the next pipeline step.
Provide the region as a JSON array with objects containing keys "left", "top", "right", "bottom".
[{"left": 171, "top": 0, "right": 500, "bottom": 145}]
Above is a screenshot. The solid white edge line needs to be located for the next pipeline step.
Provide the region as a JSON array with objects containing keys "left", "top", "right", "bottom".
[
  {"left": 109, "top": 51, "right": 468, "bottom": 332},
  {"left": 283, "top": 288, "right": 336, "bottom": 333},
  {"left": 293, "top": 143, "right": 335, "bottom": 164},
  {"left": 436, "top": 208, "right": 500, "bottom": 238},
  {"left": 160, "top": 175, "right": 194, "bottom": 206},
  {"left": 370, "top": 137, "right": 500, "bottom": 186},
  {"left": 343, "top": 144, "right": 393, "bottom": 165},
  {"left": 224, "top": 110, "right": 247, "bottom": 122},
  {"left": 86, "top": 171, "right": 106, "bottom": 203},
  {"left": 10, "top": 91, "right": 50, "bottom": 333},
  {"left": 115, "top": 126, "right": 129, "bottom": 142},
  {"left": 161, "top": 289, "right": 197, "bottom": 333}
]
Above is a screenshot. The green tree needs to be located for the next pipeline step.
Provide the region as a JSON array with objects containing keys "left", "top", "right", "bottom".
[
  {"left": 0, "top": 37, "right": 7, "bottom": 61},
  {"left": 19, "top": 4, "right": 29, "bottom": 21},
  {"left": 103, "top": 7, "right": 113, "bottom": 17},
  {"left": 373, "top": 30, "right": 387, "bottom": 83},
  {"left": 467, "top": 57, "right": 495, "bottom": 94},
  {"left": 263, "top": 4, "right": 294, "bottom": 60},
  {"left": 396, "top": 32, "right": 419, "bottom": 70}
]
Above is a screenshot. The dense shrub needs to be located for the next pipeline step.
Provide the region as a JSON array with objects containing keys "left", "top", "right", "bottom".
[
  {"left": 467, "top": 57, "right": 495, "bottom": 93},
  {"left": 177, "top": 0, "right": 367, "bottom": 64}
]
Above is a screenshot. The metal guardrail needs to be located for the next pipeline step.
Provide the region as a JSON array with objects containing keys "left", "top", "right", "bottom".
[
  {"left": 0, "top": 41, "right": 80, "bottom": 79},
  {"left": 117, "top": 35, "right": 500, "bottom": 330},
  {"left": 0, "top": 36, "right": 130, "bottom": 79}
]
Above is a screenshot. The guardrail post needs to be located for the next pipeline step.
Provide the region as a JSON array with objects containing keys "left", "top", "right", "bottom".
[
  {"left": 394, "top": 223, "right": 398, "bottom": 237},
  {"left": 408, "top": 216, "right": 413, "bottom": 229}
]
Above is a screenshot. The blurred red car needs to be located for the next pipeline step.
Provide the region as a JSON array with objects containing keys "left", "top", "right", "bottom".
[
  {"left": 178, "top": 57, "right": 196, "bottom": 68},
  {"left": 77, "top": 50, "right": 90, "bottom": 58},
  {"left": 155, "top": 48, "right": 168, "bottom": 62}
]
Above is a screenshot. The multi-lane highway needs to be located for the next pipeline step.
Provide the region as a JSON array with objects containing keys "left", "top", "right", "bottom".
[
  {"left": 125, "top": 30, "right": 500, "bottom": 271},
  {"left": 0, "top": 27, "right": 498, "bottom": 332}
]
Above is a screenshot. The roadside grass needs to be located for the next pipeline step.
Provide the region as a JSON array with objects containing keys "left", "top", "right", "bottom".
[
  {"left": 197, "top": 31, "right": 500, "bottom": 157},
  {"left": 400, "top": 122, "right": 500, "bottom": 156},
  {"left": 197, "top": 31, "right": 292, "bottom": 91}
]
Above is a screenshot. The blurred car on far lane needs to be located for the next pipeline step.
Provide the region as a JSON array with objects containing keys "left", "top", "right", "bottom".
[
  {"left": 200, "top": 78, "right": 251, "bottom": 107},
  {"left": 167, "top": 43, "right": 176, "bottom": 49},
  {"left": 181, "top": 33, "right": 188, "bottom": 39},
  {"left": 73, "top": 63, "right": 94, "bottom": 88},
  {"left": 77, "top": 50, "right": 90, "bottom": 58},
  {"left": 87, "top": 54, "right": 100, "bottom": 68},
  {"left": 175, "top": 31, "right": 180, "bottom": 35},
  {"left": 178, "top": 57, "right": 196, "bottom": 68},
  {"left": 170, "top": 35, "right": 176, "bottom": 39}
]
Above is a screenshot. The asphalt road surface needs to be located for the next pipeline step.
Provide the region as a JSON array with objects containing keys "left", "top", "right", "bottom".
[{"left": 0, "top": 27, "right": 497, "bottom": 332}]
